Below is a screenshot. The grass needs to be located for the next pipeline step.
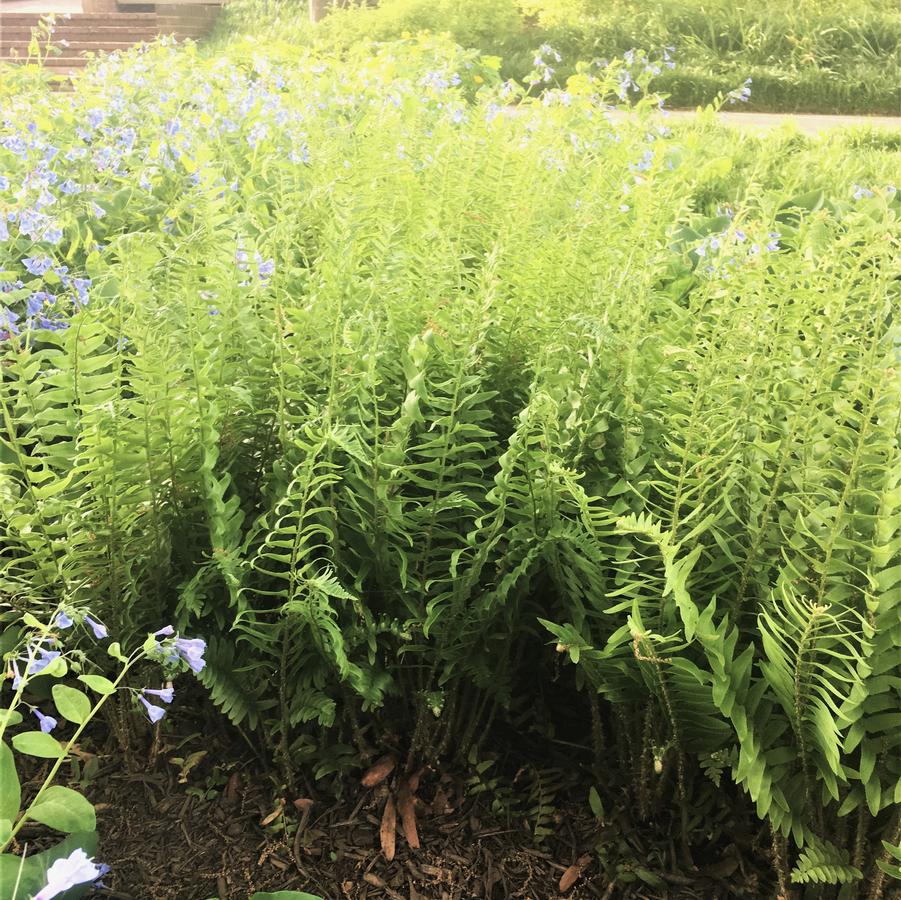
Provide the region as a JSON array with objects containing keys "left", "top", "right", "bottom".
[
  {"left": 219, "top": 0, "right": 901, "bottom": 114},
  {"left": 0, "top": 25, "right": 900, "bottom": 894}
]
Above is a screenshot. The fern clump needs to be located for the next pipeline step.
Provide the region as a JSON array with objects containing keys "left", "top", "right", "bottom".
[{"left": 0, "top": 29, "right": 899, "bottom": 891}]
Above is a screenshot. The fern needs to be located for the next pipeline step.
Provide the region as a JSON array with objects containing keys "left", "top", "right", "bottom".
[{"left": 790, "top": 838, "right": 863, "bottom": 884}]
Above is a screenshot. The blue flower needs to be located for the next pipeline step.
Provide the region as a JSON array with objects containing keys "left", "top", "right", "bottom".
[
  {"left": 174, "top": 637, "right": 206, "bottom": 673},
  {"left": 154, "top": 625, "right": 175, "bottom": 637},
  {"left": 39, "top": 316, "right": 68, "bottom": 332},
  {"left": 55, "top": 610, "right": 74, "bottom": 629},
  {"left": 72, "top": 278, "right": 91, "bottom": 306},
  {"left": 0, "top": 219, "right": 7, "bottom": 242},
  {"left": 33, "top": 848, "right": 109, "bottom": 900},
  {"left": 23, "top": 256, "right": 54, "bottom": 277},
  {"left": 84, "top": 615, "right": 108, "bottom": 639},
  {"left": 33, "top": 708, "right": 58, "bottom": 733},
  {"left": 766, "top": 231, "right": 781, "bottom": 252},
  {"left": 59, "top": 179, "right": 83, "bottom": 195},
  {"left": 85, "top": 108, "right": 107, "bottom": 129},
  {"left": 139, "top": 696, "right": 167, "bottom": 723},
  {"left": 10, "top": 660, "right": 23, "bottom": 691},
  {"left": 90, "top": 201, "right": 106, "bottom": 219},
  {"left": 35, "top": 189, "right": 56, "bottom": 210},
  {"left": 1, "top": 307, "right": 21, "bottom": 336},
  {"left": 256, "top": 254, "right": 274, "bottom": 279},
  {"left": 27, "top": 646, "right": 61, "bottom": 677},
  {"left": 852, "top": 184, "right": 874, "bottom": 200},
  {"left": 0, "top": 175, "right": 9, "bottom": 191},
  {"left": 630, "top": 149, "right": 653, "bottom": 173},
  {"left": 27, "top": 292, "right": 53, "bottom": 317},
  {"left": 727, "top": 78, "right": 752, "bottom": 104},
  {"left": 43, "top": 224, "right": 64, "bottom": 245},
  {"left": 142, "top": 686, "right": 174, "bottom": 703}
]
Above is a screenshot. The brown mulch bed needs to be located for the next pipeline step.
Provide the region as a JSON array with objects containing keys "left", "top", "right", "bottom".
[{"left": 83, "top": 740, "right": 768, "bottom": 900}]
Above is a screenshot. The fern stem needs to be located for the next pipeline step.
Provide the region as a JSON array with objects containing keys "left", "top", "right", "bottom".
[{"left": 867, "top": 807, "right": 901, "bottom": 900}]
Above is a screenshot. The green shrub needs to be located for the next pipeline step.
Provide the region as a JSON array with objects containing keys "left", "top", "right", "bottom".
[{"left": 224, "top": 0, "right": 901, "bottom": 113}]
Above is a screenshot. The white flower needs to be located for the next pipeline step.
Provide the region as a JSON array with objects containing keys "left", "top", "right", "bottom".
[{"left": 33, "top": 849, "right": 108, "bottom": 900}]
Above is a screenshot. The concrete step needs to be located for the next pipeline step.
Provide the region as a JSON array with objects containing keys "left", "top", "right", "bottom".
[
  {"left": 1, "top": 40, "right": 142, "bottom": 50},
  {"left": 0, "top": 55, "right": 89, "bottom": 67},
  {"left": 0, "top": 12, "right": 158, "bottom": 24},
  {"left": 0, "top": 30, "right": 160, "bottom": 41},
  {"left": 0, "top": 9, "right": 221, "bottom": 54}
]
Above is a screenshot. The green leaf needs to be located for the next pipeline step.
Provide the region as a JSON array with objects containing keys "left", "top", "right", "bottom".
[
  {"left": 12, "top": 731, "right": 64, "bottom": 759},
  {"left": 0, "top": 626, "right": 22, "bottom": 659},
  {"left": 0, "top": 820, "right": 10, "bottom": 846},
  {"left": 107, "top": 642, "right": 128, "bottom": 662},
  {"left": 29, "top": 786, "right": 96, "bottom": 834},
  {"left": 0, "top": 710, "right": 22, "bottom": 728},
  {"left": 39, "top": 656, "right": 68, "bottom": 679},
  {"left": 588, "top": 786, "right": 604, "bottom": 820},
  {"left": 0, "top": 742, "right": 19, "bottom": 823},
  {"left": 251, "top": 893, "right": 325, "bottom": 900},
  {"left": 52, "top": 685, "right": 92, "bottom": 725},
  {"left": 634, "top": 867, "right": 666, "bottom": 887},
  {"left": 78, "top": 675, "right": 117, "bottom": 696}
]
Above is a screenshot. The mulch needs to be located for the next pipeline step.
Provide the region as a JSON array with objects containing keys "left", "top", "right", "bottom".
[{"left": 82, "top": 737, "right": 768, "bottom": 900}]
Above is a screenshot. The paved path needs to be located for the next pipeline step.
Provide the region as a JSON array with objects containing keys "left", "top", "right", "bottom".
[{"left": 617, "top": 109, "right": 901, "bottom": 135}]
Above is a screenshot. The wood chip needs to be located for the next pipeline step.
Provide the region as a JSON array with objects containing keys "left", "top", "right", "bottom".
[
  {"left": 362, "top": 754, "right": 396, "bottom": 788},
  {"left": 363, "top": 872, "right": 406, "bottom": 900},
  {"left": 380, "top": 794, "right": 397, "bottom": 861}
]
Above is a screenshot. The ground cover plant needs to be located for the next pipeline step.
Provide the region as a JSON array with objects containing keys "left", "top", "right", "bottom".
[
  {"left": 0, "top": 26, "right": 900, "bottom": 899},
  {"left": 223, "top": 0, "right": 901, "bottom": 114}
]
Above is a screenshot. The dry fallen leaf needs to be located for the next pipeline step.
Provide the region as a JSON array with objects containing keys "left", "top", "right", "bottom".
[
  {"left": 559, "top": 854, "right": 593, "bottom": 892},
  {"left": 222, "top": 772, "right": 241, "bottom": 807},
  {"left": 397, "top": 780, "right": 420, "bottom": 850},
  {"left": 362, "top": 754, "right": 396, "bottom": 788},
  {"left": 260, "top": 799, "right": 285, "bottom": 827},
  {"left": 408, "top": 767, "right": 424, "bottom": 793},
  {"left": 380, "top": 794, "right": 397, "bottom": 861}
]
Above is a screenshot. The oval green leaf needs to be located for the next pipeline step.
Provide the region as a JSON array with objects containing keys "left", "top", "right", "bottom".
[
  {"left": 11, "top": 731, "right": 64, "bottom": 759},
  {"left": 78, "top": 675, "right": 116, "bottom": 696},
  {"left": 29, "top": 786, "right": 96, "bottom": 834},
  {"left": 52, "top": 684, "right": 91, "bottom": 725},
  {"left": 0, "top": 742, "right": 20, "bottom": 822},
  {"left": 0, "top": 709, "right": 22, "bottom": 728}
]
